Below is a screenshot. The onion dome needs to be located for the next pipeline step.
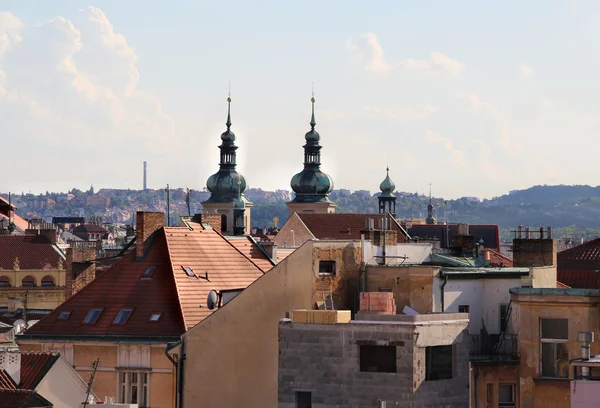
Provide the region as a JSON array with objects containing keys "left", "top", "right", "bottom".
[
  {"left": 379, "top": 167, "right": 395, "bottom": 198},
  {"left": 289, "top": 96, "right": 334, "bottom": 203},
  {"left": 205, "top": 96, "right": 250, "bottom": 203}
]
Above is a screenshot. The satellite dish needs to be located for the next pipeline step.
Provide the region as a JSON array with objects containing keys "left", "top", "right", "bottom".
[
  {"left": 13, "top": 319, "right": 25, "bottom": 335},
  {"left": 207, "top": 290, "right": 219, "bottom": 310},
  {"left": 26, "top": 320, "right": 39, "bottom": 328}
]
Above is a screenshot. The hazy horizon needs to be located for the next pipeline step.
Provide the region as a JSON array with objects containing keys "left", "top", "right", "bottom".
[{"left": 2, "top": 1, "right": 600, "bottom": 198}]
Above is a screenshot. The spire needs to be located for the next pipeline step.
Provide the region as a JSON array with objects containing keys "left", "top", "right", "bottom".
[
  {"left": 310, "top": 85, "right": 316, "bottom": 130},
  {"left": 429, "top": 183, "right": 432, "bottom": 204},
  {"left": 226, "top": 95, "right": 232, "bottom": 130}
]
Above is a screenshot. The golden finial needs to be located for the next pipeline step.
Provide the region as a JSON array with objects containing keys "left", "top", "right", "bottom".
[
  {"left": 311, "top": 81, "right": 315, "bottom": 103},
  {"left": 227, "top": 96, "right": 232, "bottom": 103}
]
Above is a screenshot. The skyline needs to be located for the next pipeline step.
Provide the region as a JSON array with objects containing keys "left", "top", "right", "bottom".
[{"left": 2, "top": 1, "right": 600, "bottom": 198}]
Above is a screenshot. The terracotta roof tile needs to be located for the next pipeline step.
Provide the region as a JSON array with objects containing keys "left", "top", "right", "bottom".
[
  {"left": 0, "top": 389, "right": 52, "bottom": 408},
  {"left": 18, "top": 352, "right": 59, "bottom": 390},
  {"left": 557, "top": 269, "right": 600, "bottom": 289},
  {"left": 484, "top": 248, "right": 513, "bottom": 267},
  {"left": 296, "top": 213, "right": 407, "bottom": 242},
  {"left": 0, "top": 235, "right": 64, "bottom": 271},
  {"left": 25, "top": 231, "right": 185, "bottom": 339},
  {"left": 557, "top": 281, "right": 571, "bottom": 289},
  {"left": 164, "top": 227, "right": 265, "bottom": 330},
  {"left": 227, "top": 237, "right": 274, "bottom": 272},
  {"left": 402, "top": 223, "right": 501, "bottom": 251},
  {"left": 0, "top": 370, "right": 16, "bottom": 390},
  {"left": 558, "top": 238, "right": 600, "bottom": 261}
]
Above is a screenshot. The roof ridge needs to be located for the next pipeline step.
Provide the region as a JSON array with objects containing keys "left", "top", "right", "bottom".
[
  {"left": 162, "top": 228, "right": 189, "bottom": 330},
  {"left": 209, "top": 228, "right": 267, "bottom": 274}
]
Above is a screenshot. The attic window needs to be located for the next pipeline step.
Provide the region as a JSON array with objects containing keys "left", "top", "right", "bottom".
[
  {"left": 140, "top": 267, "right": 156, "bottom": 281},
  {"left": 113, "top": 309, "right": 133, "bottom": 325},
  {"left": 148, "top": 313, "right": 162, "bottom": 322},
  {"left": 182, "top": 266, "right": 197, "bottom": 279},
  {"left": 83, "top": 308, "right": 103, "bottom": 324},
  {"left": 57, "top": 311, "right": 71, "bottom": 320},
  {"left": 319, "top": 261, "right": 336, "bottom": 276},
  {"left": 0, "top": 276, "right": 10, "bottom": 287}
]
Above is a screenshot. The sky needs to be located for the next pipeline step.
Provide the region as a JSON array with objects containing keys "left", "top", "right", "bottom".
[{"left": 1, "top": 1, "right": 600, "bottom": 199}]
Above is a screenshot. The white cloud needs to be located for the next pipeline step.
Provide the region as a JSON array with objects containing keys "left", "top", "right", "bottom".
[
  {"left": 0, "top": 7, "right": 174, "bottom": 153},
  {"left": 347, "top": 33, "right": 464, "bottom": 75},
  {"left": 425, "top": 130, "right": 468, "bottom": 170},
  {"left": 520, "top": 63, "right": 533, "bottom": 77},
  {"left": 364, "top": 105, "right": 436, "bottom": 120}
]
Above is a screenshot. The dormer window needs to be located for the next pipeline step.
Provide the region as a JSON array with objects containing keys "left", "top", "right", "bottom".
[
  {"left": 83, "top": 308, "right": 103, "bottom": 324},
  {"left": 113, "top": 309, "right": 133, "bottom": 325},
  {"left": 140, "top": 267, "right": 156, "bottom": 281}
]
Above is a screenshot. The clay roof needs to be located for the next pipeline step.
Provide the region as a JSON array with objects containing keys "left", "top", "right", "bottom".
[
  {"left": 24, "top": 224, "right": 266, "bottom": 338},
  {"left": 227, "top": 237, "right": 275, "bottom": 272},
  {"left": 0, "top": 389, "right": 52, "bottom": 408},
  {"left": 484, "top": 248, "right": 513, "bottom": 267},
  {"left": 402, "top": 224, "right": 500, "bottom": 251},
  {"left": 557, "top": 281, "right": 571, "bottom": 289},
  {"left": 558, "top": 238, "right": 600, "bottom": 261},
  {"left": 296, "top": 213, "right": 407, "bottom": 242},
  {"left": 19, "top": 352, "right": 59, "bottom": 390},
  {"left": 557, "top": 269, "right": 600, "bottom": 289},
  {"left": 0, "top": 370, "right": 16, "bottom": 390},
  {"left": 0, "top": 235, "right": 64, "bottom": 270},
  {"left": 73, "top": 224, "right": 107, "bottom": 234},
  {"left": 164, "top": 227, "right": 265, "bottom": 330}
]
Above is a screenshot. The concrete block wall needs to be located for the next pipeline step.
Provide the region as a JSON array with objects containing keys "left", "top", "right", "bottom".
[{"left": 278, "top": 319, "right": 469, "bottom": 408}]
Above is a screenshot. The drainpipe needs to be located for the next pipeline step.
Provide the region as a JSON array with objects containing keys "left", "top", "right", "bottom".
[
  {"left": 178, "top": 337, "right": 186, "bottom": 408},
  {"left": 440, "top": 273, "right": 448, "bottom": 312},
  {"left": 473, "top": 365, "right": 479, "bottom": 408},
  {"left": 164, "top": 341, "right": 182, "bottom": 408},
  {"left": 360, "top": 233, "right": 366, "bottom": 292}
]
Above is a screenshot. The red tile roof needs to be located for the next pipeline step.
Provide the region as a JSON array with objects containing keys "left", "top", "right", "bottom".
[
  {"left": 484, "top": 248, "right": 513, "bottom": 267},
  {"left": 0, "top": 235, "right": 64, "bottom": 271},
  {"left": 0, "top": 370, "right": 16, "bottom": 390},
  {"left": 164, "top": 227, "right": 265, "bottom": 330},
  {"left": 558, "top": 238, "right": 600, "bottom": 261},
  {"left": 557, "top": 269, "right": 600, "bottom": 289},
  {"left": 228, "top": 237, "right": 275, "bottom": 272},
  {"left": 19, "top": 352, "right": 59, "bottom": 390},
  {"left": 557, "top": 281, "right": 571, "bottom": 289},
  {"left": 0, "top": 389, "right": 52, "bottom": 408},
  {"left": 296, "top": 213, "right": 407, "bottom": 242},
  {"left": 24, "top": 224, "right": 266, "bottom": 338}
]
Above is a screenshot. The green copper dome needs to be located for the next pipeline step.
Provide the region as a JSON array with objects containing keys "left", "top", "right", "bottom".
[
  {"left": 379, "top": 167, "right": 395, "bottom": 198},
  {"left": 205, "top": 97, "right": 250, "bottom": 204},
  {"left": 290, "top": 96, "right": 334, "bottom": 203}
]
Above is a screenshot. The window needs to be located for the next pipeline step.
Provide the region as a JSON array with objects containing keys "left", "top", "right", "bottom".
[
  {"left": 220, "top": 214, "right": 227, "bottom": 232},
  {"left": 498, "top": 384, "right": 515, "bottom": 407},
  {"left": 0, "top": 276, "right": 10, "bottom": 287},
  {"left": 148, "top": 313, "right": 161, "bottom": 322},
  {"left": 540, "top": 318, "right": 568, "bottom": 378},
  {"left": 295, "top": 391, "right": 311, "bottom": 408},
  {"left": 182, "top": 266, "right": 196, "bottom": 278},
  {"left": 113, "top": 309, "right": 133, "bottom": 325},
  {"left": 458, "top": 305, "right": 470, "bottom": 314},
  {"left": 83, "top": 308, "right": 103, "bottom": 324},
  {"left": 318, "top": 261, "right": 336, "bottom": 276},
  {"left": 119, "top": 371, "right": 149, "bottom": 407},
  {"left": 500, "top": 304, "right": 509, "bottom": 332},
  {"left": 360, "top": 345, "right": 397, "bottom": 373},
  {"left": 140, "top": 267, "right": 155, "bottom": 281},
  {"left": 41, "top": 275, "right": 55, "bottom": 287},
  {"left": 425, "top": 345, "right": 453, "bottom": 381},
  {"left": 57, "top": 311, "right": 71, "bottom": 320},
  {"left": 379, "top": 288, "right": 393, "bottom": 293},
  {"left": 21, "top": 276, "right": 36, "bottom": 287}
]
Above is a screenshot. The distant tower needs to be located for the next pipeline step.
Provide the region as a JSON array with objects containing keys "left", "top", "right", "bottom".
[
  {"left": 426, "top": 184, "right": 436, "bottom": 224},
  {"left": 143, "top": 161, "right": 147, "bottom": 190},
  {"left": 378, "top": 167, "right": 396, "bottom": 218},
  {"left": 202, "top": 95, "right": 252, "bottom": 235},
  {"left": 287, "top": 92, "right": 336, "bottom": 217}
]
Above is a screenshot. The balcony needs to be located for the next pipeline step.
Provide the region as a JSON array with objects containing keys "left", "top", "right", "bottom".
[{"left": 469, "top": 333, "right": 519, "bottom": 364}]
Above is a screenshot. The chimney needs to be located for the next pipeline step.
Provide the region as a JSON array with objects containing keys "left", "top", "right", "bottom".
[
  {"left": 512, "top": 226, "right": 557, "bottom": 267},
  {"left": 191, "top": 213, "right": 222, "bottom": 235},
  {"left": 7, "top": 297, "right": 23, "bottom": 313},
  {"left": 65, "top": 246, "right": 96, "bottom": 297},
  {"left": 0, "top": 350, "right": 20, "bottom": 385},
  {"left": 136, "top": 212, "right": 165, "bottom": 260},
  {"left": 259, "top": 240, "right": 278, "bottom": 263},
  {"left": 578, "top": 332, "right": 594, "bottom": 377}
]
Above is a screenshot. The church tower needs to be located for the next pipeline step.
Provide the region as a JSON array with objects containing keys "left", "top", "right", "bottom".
[
  {"left": 426, "top": 185, "right": 436, "bottom": 225},
  {"left": 378, "top": 167, "right": 396, "bottom": 218},
  {"left": 287, "top": 94, "right": 336, "bottom": 216},
  {"left": 202, "top": 96, "right": 252, "bottom": 235}
]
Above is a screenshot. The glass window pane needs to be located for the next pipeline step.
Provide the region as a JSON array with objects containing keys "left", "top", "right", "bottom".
[
  {"left": 541, "top": 342, "right": 556, "bottom": 377},
  {"left": 498, "top": 384, "right": 514, "bottom": 403},
  {"left": 541, "top": 319, "right": 568, "bottom": 340},
  {"left": 557, "top": 343, "right": 569, "bottom": 378}
]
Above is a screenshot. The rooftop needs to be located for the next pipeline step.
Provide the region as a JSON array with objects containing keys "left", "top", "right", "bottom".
[
  {"left": 557, "top": 269, "right": 599, "bottom": 289},
  {"left": 0, "top": 389, "right": 52, "bottom": 408},
  {"left": 19, "top": 352, "right": 59, "bottom": 389},
  {"left": 0, "top": 235, "right": 64, "bottom": 270},
  {"left": 558, "top": 237, "right": 600, "bottom": 261},
  {"left": 295, "top": 213, "right": 408, "bottom": 242},
  {"left": 509, "top": 287, "right": 600, "bottom": 296}
]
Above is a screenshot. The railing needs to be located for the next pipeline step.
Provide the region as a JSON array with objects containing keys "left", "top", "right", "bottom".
[{"left": 470, "top": 333, "right": 519, "bottom": 363}]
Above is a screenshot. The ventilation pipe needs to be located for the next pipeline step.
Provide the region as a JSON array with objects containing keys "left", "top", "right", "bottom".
[{"left": 578, "top": 331, "right": 594, "bottom": 378}]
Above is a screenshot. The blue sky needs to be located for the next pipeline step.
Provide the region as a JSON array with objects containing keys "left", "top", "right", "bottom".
[{"left": 1, "top": 1, "right": 599, "bottom": 198}]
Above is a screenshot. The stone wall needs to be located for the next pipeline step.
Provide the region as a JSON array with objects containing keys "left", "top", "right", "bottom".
[{"left": 278, "top": 317, "right": 469, "bottom": 408}]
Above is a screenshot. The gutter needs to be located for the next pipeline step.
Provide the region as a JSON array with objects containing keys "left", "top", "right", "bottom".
[
  {"left": 165, "top": 341, "right": 182, "bottom": 408},
  {"left": 17, "top": 334, "right": 181, "bottom": 343}
]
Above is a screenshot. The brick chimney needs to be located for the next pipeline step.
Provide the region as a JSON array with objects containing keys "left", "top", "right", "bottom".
[
  {"left": 513, "top": 226, "right": 557, "bottom": 267},
  {"left": 191, "top": 213, "right": 222, "bottom": 235},
  {"left": 136, "top": 212, "right": 165, "bottom": 259},
  {"left": 65, "top": 245, "right": 96, "bottom": 297},
  {"left": 451, "top": 223, "right": 473, "bottom": 256}
]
